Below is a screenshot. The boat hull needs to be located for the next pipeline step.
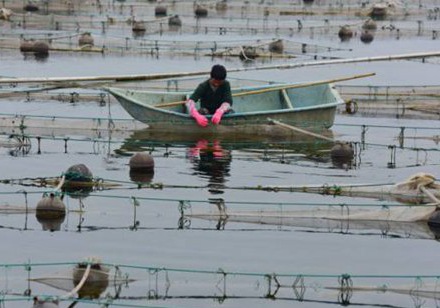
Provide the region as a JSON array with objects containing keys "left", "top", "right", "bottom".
[{"left": 107, "top": 82, "right": 342, "bottom": 138}]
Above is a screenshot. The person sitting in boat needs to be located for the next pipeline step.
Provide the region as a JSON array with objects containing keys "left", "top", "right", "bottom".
[{"left": 186, "top": 64, "right": 233, "bottom": 127}]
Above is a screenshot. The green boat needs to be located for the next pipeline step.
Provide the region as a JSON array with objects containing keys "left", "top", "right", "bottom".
[{"left": 106, "top": 80, "right": 344, "bottom": 138}]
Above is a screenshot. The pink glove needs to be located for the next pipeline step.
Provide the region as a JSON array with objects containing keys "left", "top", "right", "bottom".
[
  {"left": 211, "top": 102, "right": 231, "bottom": 125},
  {"left": 186, "top": 99, "right": 208, "bottom": 127}
]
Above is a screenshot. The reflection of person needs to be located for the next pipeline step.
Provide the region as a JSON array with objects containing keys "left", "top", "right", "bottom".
[
  {"left": 188, "top": 139, "right": 231, "bottom": 194},
  {"left": 186, "top": 64, "right": 233, "bottom": 127}
]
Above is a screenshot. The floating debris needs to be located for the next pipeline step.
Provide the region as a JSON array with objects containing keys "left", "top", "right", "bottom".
[
  {"left": 330, "top": 141, "right": 354, "bottom": 169},
  {"left": 268, "top": 39, "right": 284, "bottom": 53},
  {"left": 194, "top": 4, "right": 208, "bottom": 17},
  {"left": 360, "top": 30, "right": 375, "bottom": 43},
  {"left": 19, "top": 40, "right": 49, "bottom": 56},
  {"left": 131, "top": 20, "right": 146, "bottom": 33},
  {"left": 168, "top": 14, "right": 182, "bottom": 27}
]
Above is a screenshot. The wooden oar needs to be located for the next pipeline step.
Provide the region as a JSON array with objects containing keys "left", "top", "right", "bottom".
[
  {"left": 267, "top": 118, "right": 334, "bottom": 142},
  {"left": 156, "top": 72, "right": 375, "bottom": 108},
  {"left": 0, "top": 51, "right": 438, "bottom": 84}
]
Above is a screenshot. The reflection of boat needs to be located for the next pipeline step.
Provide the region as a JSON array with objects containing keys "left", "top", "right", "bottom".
[
  {"left": 116, "top": 127, "right": 334, "bottom": 156},
  {"left": 106, "top": 81, "right": 343, "bottom": 138},
  {"left": 187, "top": 140, "right": 232, "bottom": 194}
]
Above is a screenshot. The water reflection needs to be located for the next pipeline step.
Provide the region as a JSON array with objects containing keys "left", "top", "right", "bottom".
[
  {"left": 187, "top": 139, "right": 231, "bottom": 194},
  {"left": 185, "top": 201, "right": 440, "bottom": 240}
]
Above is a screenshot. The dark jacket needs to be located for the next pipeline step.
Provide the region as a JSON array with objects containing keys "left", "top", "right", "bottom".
[{"left": 189, "top": 79, "right": 233, "bottom": 114}]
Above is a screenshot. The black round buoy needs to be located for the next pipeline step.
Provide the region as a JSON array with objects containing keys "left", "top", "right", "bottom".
[
  {"left": 194, "top": 5, "right": 208, "bottom": 17},
  {"left": 268, "top": 39, "right": 284, "bottom": 54},
  {"left": 331, "top": 142, "right": 354, "bottom": 169},
  {"left": 168, "top": 15, "right": 182, "bottom": 27},
  {"left": 78, "top": 32, "right": 94, "bottom": 47},
  {"left": 132, "top": 20, "right": 146, "bottom": 32},
  {"left": 215, "top": 0, "right": 228, "bottom": 11},
  {"left": 338, "top": 25, "right": 353, "bottom": 41},
  {"left": 65, "top": 164, "right": 93, "bottom": 182},
  {"left": 362, "top": 18, "right": 377, "bottom": 31},
  {"left": 370, "top": 5, "right": 387, "bottom": 19},
  {"left": 155, "top": 5, "right": 167, "bottom": 16},
  {"left": 32, "top": 41, "right": 49, "bottom": 56},
  {"left": 19, "top": 39, "right": 35, "bottom": 52},
  {"left": 63, "top": 164, "right": 94, "bottom": 198},
  {"left": 20, "top": 40, "right": 49, "bottom": 56},
  {"left": 129, "top": 152, "right": 155, "bottom": 183},
  {"left": 36, "top": 193, "right": 66, "bottom": 231},
  {"left": 360, "top": 31, "right": 374, "bottom": 43},
  {"left": 428, "top": 210, "right": 440, "bottom": 228},
  {"left": 24, "top": 3, "right": 39, "bottom": 12}
]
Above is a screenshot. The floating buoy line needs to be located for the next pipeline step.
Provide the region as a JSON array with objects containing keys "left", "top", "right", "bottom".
[
  {"left": 0, "top": 170, "right": 439, "bottom": 234},
  {"left": 0, "top": 188, "right": 439, "bottom": 237},
  {"left": 0, "top": 175, "right": 438, "bottom": 206},
  {"left": 2, "top": 259, "right": 440, "bottom": 307}
]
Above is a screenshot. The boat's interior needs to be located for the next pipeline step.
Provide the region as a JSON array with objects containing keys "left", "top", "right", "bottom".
[
  {"left": 230, "top": 83, "right": 337, "bottom": 113},
  {"left": 147, "top": 83, "right": 338, "bottom": 114}
]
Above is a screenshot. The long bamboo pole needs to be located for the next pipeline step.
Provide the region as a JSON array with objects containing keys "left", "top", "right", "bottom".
[
  {"left": 267, "top": 118, "right": 334, "bottom": 142},
  {"left": 156, "top": 72, "right": 375, "bottom": 108},
  {"left": 0, "top": 51, "right": 438, "bottom": 84}
]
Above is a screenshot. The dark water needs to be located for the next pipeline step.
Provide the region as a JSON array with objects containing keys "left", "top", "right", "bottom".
[{"left": 0, "top": 2, "right": 440, "bottom": 307}]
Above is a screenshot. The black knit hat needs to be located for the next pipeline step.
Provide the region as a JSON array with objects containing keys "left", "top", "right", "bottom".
[{"left": 210, "top": 64, "right": 227, "bottom": 80}]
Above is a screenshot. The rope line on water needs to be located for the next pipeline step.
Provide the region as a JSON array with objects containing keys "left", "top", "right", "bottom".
[
  {"left": 0, "top": 176, "right": 436, "bottom": 208},
  {"left": 0, "top": 189, "right": 434, "bottom": 209},
  {"left": 0, "top": 260, "right": 439, "bottom": 280}
]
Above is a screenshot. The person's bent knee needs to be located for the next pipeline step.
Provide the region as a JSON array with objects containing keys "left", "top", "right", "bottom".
[{"left": 198, "top": 108, "right": 210, "bottom": 115}]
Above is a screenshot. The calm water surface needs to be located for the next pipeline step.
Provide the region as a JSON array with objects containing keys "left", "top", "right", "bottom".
[{"left": 0, "top": 20, "right": 439, "bottom": 308}]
